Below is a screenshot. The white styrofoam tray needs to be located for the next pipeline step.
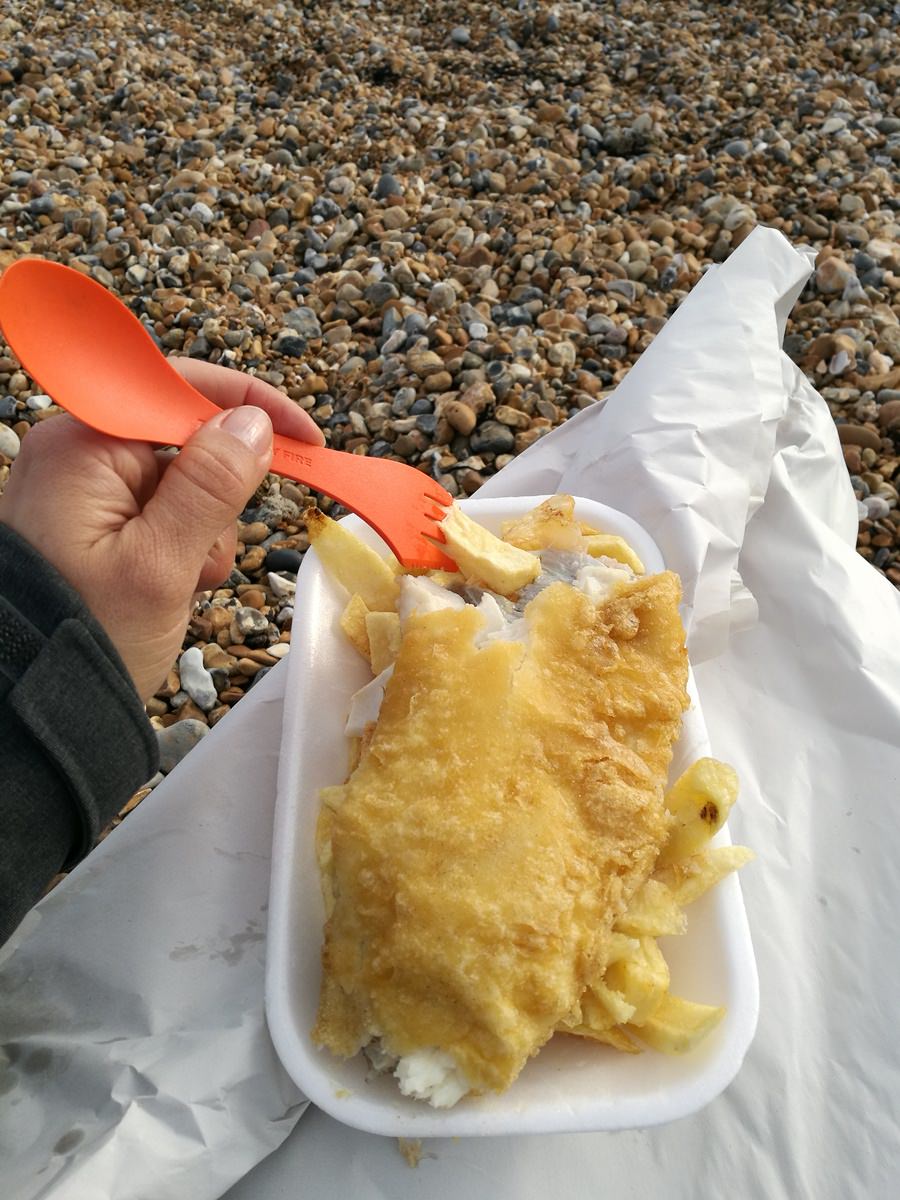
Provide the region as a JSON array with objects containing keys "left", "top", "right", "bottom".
[{"left": 266, "top": 496, "right": 758, "bottom": 1137}]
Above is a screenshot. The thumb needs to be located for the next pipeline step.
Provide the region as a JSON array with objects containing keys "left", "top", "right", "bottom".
[{"left": 137, "top": 405, "right": 273, "bottom": 571}]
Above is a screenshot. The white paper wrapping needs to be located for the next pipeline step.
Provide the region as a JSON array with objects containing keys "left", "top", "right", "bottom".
[{"left": 3, "top": 226, "right": 899, "bottom": 1199}]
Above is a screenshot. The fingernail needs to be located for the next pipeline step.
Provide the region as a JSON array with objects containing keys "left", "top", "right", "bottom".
[{"left": 219, "top": 405, "right": 272, "bottom": 455}]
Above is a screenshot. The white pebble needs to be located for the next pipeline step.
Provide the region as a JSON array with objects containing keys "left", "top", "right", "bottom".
[
  {"left": 0, "top": 425, "right": 21, "bottom": 459},
  {"left": 864, "top": 494, "right": 891, "bottom": 521},
  {"left": 267, "top": 571, "right": 296, "bottom": 598},
  {"left": 189, "top": 201, "right": 214, "bottom": 224},
  {"left": 178, "top": 645, "right": 219, "bottom": 712}
]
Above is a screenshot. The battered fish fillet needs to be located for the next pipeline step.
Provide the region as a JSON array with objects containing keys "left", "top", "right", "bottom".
[{"left": 314, "top": 571, "right": 689, "bottom": 1097}]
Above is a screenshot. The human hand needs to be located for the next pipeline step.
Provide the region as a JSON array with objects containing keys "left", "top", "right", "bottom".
[{"left": 0, "top": 359, "right": 324, "bottom": 701}]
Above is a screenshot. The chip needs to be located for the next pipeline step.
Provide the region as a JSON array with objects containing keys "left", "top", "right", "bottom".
[
  {"left": 439, "top": 504, "right": 540, "bottom": 594},
  {"left": 340, "top": 594, "right": 371, "bottom": 661},
  {"left": 306, "top": 508, "right": 400, "bottom": 612},
  {"left": 626, "top": 994, "right": 726, "bottom": 1055},
  {"left": 658, "top": 758, "right": 738, "bottom": 866},
  {"left": 365, "top": 610, "right": 402, "bottom": 675}
]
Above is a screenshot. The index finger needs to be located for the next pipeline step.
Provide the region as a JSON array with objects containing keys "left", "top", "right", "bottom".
[{"left": 169, "top": 358, "right": 326, "bottom": 446}]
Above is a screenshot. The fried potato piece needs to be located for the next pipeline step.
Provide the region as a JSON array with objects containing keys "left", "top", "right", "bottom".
[
  {"left": 614, "top": 879, "right": 687, "bottom": 937},
  {"left": 604, "top": 936, "right": 670, "bottom": 1026},
  {"left": 365, "top": 610, "right": 402, "bottom": 675},
  {"left": 500, "top": 494, "right": 584, "bottom": 552},
  {"left": 564, "top": 1024, "right": 642, "bottom": 1053},
  {"left": 580, "top": 980, "right": 637, "bottom": 1028},
  {"left": 658, "top": 758, "right": 738, "bottom": 866},
  {"left": 439, "top": 503, "right": 540, "bottom": 594},
  {"left": 627, "top": 994, "right": 725, "bottom": 1054},
  {"left": 501, "top": 496, "right": 645, "bottom": 574},
  {"left": 306, "top": 508, "right": 400, "bottom": 612},
  {"left": 583, "top": 534, "right": 645, "bottom": 574},
  {"left": 340, "top": 594, "right": 371, "bottom": 661},
  {"left": 654, "top": 845, "right": 754, "bottom": 906}
]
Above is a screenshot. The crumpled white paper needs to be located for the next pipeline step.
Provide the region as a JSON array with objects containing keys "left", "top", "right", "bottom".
[{"left": 3, "top": 226, "right": 899, "bottom": 1200}]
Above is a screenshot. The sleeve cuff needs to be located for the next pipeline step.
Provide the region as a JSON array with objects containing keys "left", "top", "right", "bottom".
[{"left": 8, "top": 616, "right": 160, "bottom": 859}]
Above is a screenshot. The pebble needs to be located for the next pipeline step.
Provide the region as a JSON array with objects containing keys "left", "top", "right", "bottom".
[
  {"left": 267, "top": 572, "right": 296, "bottom": 598},
  {"left": 265, "top": 547, "right": 303, "bottom": 574},
  {"left": 230, "top": 606, "right": 271, "bottom": 644},
  {"left": 177, "top": 646, "right": 219, "bottom": 713},
  {"left": 156, "top": 720, "right": 210, "bottom": 775},
  {"left": 816, "top": 259, "right": 856, "bottom": 296},
  {"left": 470, "top": 421, "right": 516, "bottom": 456},
  {"left": 837, "top": 424, "right": 882, "bottom": 452},
  {"left": 864, "top": 495, "right": 892, "bottom": 521},
  {"left": 0, "top": 425, "right": 20, "bottom": 460}
]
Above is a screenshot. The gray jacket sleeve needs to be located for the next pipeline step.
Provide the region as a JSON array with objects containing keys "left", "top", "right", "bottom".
[{"left": 0, "top": 523, "right": 159, "bottom": 944}]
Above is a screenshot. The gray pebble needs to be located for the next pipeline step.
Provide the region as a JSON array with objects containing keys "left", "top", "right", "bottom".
[
  {"left": 470, "top": 421, "right": 516, "bottom": 455},
  {"left": 283, "top": 306, "right": 322, "bottom": 339},
  {"left": 723, "top": 139, "right": 751, "bottom": 158},
  {"left": 231, "top": 606, "right": 270, "bottom": 642},
  {"left": 374, "top": 174, "right": 401, "bottom": 200},
  {"left": 189, "top": 201, "right": 214, "bottom": 224},
  {"left": 428, "top": 282, "right": 456, "bottom": 311},
  {"left": 864, "top": 495, "right": 892, "bottom": 521},
  {"left": 156, "top": 720, "right": 210, "bottom": 775}
]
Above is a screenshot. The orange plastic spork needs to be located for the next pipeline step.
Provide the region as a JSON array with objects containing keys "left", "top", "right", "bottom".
[{"left": 0, "top": 258, "right": 457, "bottom": 570}]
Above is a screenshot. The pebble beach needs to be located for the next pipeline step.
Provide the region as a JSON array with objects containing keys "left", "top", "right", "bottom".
[{"left": 1, "top": 0, "right": 900, "bottom": 798}]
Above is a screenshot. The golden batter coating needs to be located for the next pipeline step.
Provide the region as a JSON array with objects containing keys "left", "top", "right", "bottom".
[{"left": 314, "top": 571, "right": 689, "bottom": 1096}]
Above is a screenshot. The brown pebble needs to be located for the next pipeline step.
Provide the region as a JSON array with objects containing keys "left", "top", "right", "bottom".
[
  {"left": 227, "top": 645, "right": 278, "bottom": 665},
  {"left": 443, "top": 400, "right": 477, "bottom": 436},
  {"left": 423, "top": 371, "right": 454, "bottom": 393},
  {"left": 878, "top": 400, "right": 900, "bottom": 429},
  {"left": 176, "top": 700, "right": 209, "bottom": 724},
  {"left": 145, "top": 697, "right": 168, "bottom": 718},
  {"left": 239, "top": 545, "right": 267, "bottom": 573},
  {"left": 208, "top": 705, "right": 230, "bottom": 727},
  {"left": 837, "top": 424, "right": 882, "bottom": 452},
  {"left": 208, "top": 607, "right": 234, "bottom": 632},
  {"left": 239, "top": 587, "right": 267, "bottom": 609},
  {"left": 202, "top": 644, "right": 237, "bottom": 671},
  {"left": 119, "top": 786, "right": 152, "bottom": 818},
  {"left": 218, "top": 687, "right": 245, "bottom": 705},
  {"left": 460, "top": 469, "right": 484, "bottom": 495},
  {"left": 495, "top": 405, "right": 531, "bottom": 430},
  {"left": 842, "top": 445, "right": 862, "bottom": 474},
  {"left": 189, "top": 615, "right": 213, "bottom": 641},
  {"left": 156, "top": 668, "right": 181, "bottom": 699},
  {"left": 459, "top": 381, "right": 494, "bottom": 413},
  {"left": 238, "top": 521, "right": 270, "bottom": 545},
  {"left": 237, "top": 657, "right": 262, "bottom": 677}
]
